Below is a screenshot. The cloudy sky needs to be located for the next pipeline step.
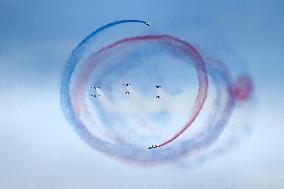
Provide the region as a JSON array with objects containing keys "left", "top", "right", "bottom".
[{"left": 0, "top": 0, "right": 283, "bottom": 188}]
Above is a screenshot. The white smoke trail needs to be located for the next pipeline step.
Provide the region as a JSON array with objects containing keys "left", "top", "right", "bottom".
[{"left": 95, "top": 86, "right": 192, "bottom": 115}]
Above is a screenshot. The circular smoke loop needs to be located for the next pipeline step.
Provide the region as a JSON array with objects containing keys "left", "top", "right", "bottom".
[{"left": 61, "top": 19, "right": 253, "bottom": 166}]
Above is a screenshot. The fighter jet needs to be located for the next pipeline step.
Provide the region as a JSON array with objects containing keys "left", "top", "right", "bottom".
[
  {"left": 122, "top": 83, "right": 131, "bottom": 86},
  {"left": 91, "top": 94, "right": 100, "bottom": 97},
  {"left": 144, "top": 22, "right": 151, "bottom": 26},
  {"left": 147, "top": 145, "right": 158, "bottom": 149},
  {"left": 155, "top": 95, "right": 160, "bottom": 98},
  {"left": 91, "top": 86, "right": 101, "bottom": 89},
  {"left": 125, "top": 91, "right": 130, "bottom": 95},
  {"left": 155, "top": 85, "right": 162, "bottom": 88}
]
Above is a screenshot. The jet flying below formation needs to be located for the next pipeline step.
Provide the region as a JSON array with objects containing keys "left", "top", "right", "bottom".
[{"left": 148, "top": 145, "right": 158, "bottom": 149}]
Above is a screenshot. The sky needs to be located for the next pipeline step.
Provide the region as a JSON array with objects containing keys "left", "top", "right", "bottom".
[{"left": 0, "top": 0, "right": 284, "bottom": 188}]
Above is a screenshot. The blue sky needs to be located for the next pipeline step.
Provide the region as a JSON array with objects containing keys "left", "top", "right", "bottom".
[{"left": 0, "top": 0, "right": 283, "bottom": 188}]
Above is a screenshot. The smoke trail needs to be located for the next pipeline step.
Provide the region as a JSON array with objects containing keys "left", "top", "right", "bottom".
[{"left": 61, "top": 20, "right": 253, "bottom": 166}]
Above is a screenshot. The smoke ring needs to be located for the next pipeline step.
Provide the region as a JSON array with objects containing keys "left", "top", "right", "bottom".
[{"left": 61, "top": 20, "right": 253, "bottom": 166}]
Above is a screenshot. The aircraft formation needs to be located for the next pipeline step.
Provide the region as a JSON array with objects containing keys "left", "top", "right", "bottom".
[
  {"left": 90, "top": 83, "right": 161, "bottom": 150},
  {"left": 90, "top": 83, "right": 162, "bottom": 99}
]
